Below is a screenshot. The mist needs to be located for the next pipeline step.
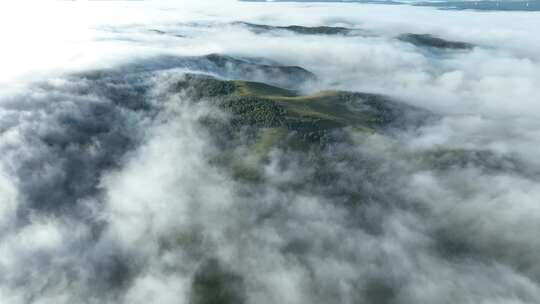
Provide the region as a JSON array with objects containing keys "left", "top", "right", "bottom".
[{"left": 1, "top": 1, "right": 539, "bottom": 303}]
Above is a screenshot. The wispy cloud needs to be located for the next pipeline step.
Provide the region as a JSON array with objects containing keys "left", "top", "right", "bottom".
[{"left": 1, "top": 1, "right": 539, "bottom": 303}]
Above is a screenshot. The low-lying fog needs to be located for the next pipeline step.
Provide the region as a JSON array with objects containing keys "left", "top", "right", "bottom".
[{"left": 1, "top": 1, "right": 539, "bottom": 303}]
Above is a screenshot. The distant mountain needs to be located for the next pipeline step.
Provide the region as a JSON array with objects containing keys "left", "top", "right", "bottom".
[
  {"left": 233, "top": 21, "right": 369, "bottom": 36},
  {"left": 241, "top": 0, "right": 540, "bottom": 12},
  {"left": 75, "top": 53, "right": 316, "bottom": 90},
  {"left": 398, "top": 33, "right": 473, "bottom": 50}
]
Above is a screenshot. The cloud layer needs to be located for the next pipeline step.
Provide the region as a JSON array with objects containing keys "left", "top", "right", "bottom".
[{"left": 1, "top": 1, "right": 540, "bottom": 303}]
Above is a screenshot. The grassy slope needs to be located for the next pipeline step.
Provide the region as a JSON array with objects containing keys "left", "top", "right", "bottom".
[
  {"left": 178, "top": 73, "right": 434, "bottom": 141},
  {"left": 224, "top": 79, "right": 395, "bottom": 131},
  {"left": 178, "top": 74, "right": 426, "bottom": 180},
  {"left": 178, "top": 74, "right": 524, "bottom": 182}
]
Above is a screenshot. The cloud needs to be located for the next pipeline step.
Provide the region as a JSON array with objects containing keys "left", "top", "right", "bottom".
[{"left": 1, "top": 1, "right": 540, "bottom": 304}]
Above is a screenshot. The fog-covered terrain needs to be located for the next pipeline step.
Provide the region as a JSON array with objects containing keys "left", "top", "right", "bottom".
[{"left": 1, "top": 1, "right": 540, "bottom": 303}]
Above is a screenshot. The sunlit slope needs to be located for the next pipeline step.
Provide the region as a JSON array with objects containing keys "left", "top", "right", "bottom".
[
  {"left": 177, "top": 73, "right": 431, "bottom": 134},
  {"left": 176, "top": 73, "right": 532, "bottom": 184}
]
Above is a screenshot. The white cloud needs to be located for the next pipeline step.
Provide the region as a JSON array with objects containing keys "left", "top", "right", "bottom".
[{"left": 1, "top": 1, "right": 540, "bottom": 303}]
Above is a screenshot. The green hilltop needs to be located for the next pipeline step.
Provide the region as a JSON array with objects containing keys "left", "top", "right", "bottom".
[
  {"left": 174, "top": 73, "right": 527, "bottom": 184},
  {"left": 177, "top": 73, "right": 430, "bottom": 135},
  {"left": 175, "top": 73, "right": 435, "bottom": 182}
]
